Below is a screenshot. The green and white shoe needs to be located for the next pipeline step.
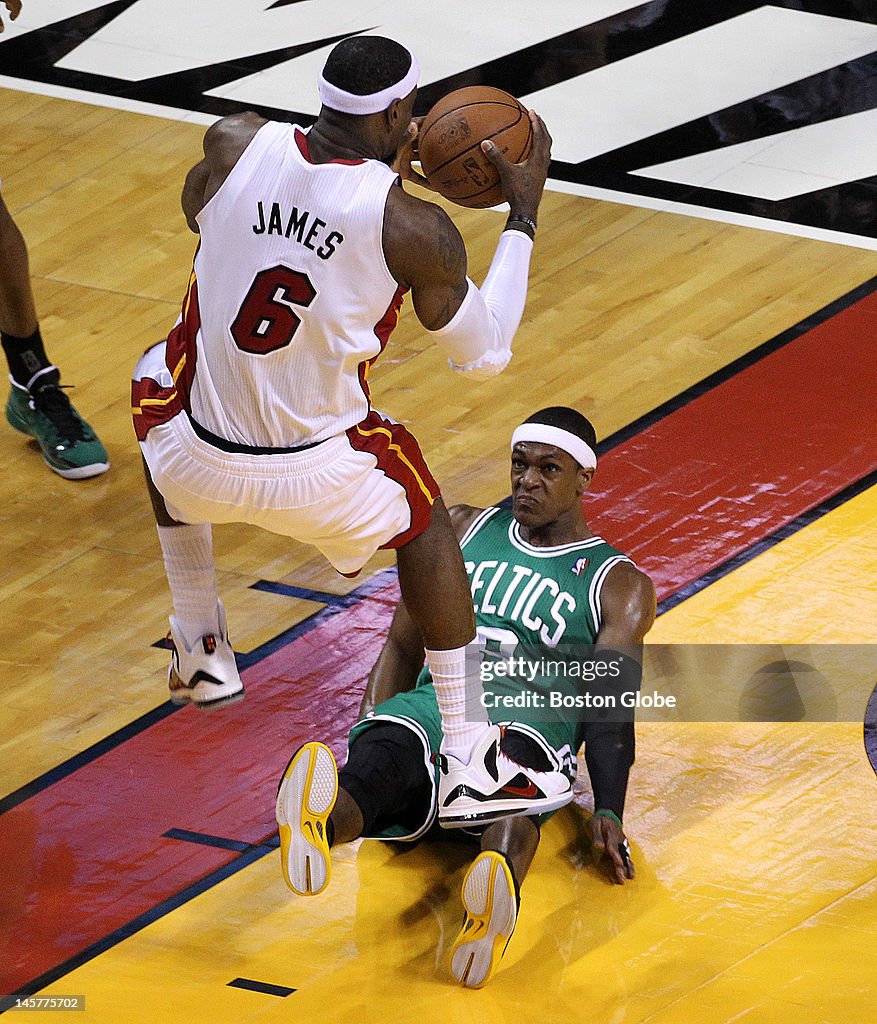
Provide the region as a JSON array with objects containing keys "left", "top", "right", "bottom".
[{"left": 6, "top": 369, "right": 109, "bottom": 479}]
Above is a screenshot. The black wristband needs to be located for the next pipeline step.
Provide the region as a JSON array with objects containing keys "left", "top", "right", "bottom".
[
  {"left": 505, "top": 214, "right": 536, "bottom": 237},
  {"left": 583, "top": 719, "right": 635, "bottom": 821}
]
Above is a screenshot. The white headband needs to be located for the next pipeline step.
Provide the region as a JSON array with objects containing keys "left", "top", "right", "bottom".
[
  {"left": 318, "top": 52, "right": 420, "bottom": 115},
  {"left": 511, "top": 423, "right": 597, "bottom": 471}
]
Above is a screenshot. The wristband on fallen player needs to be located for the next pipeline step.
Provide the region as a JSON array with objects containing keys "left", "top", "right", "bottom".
[
  {"left": 505, "top": 214, "right": 536, "bottom": 237},
  {"left": 594, "top": 808, "right": 623, "bottom": 829}
]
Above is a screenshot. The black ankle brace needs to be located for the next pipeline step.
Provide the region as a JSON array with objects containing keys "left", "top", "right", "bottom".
[{"left": 1, "top": 328, "right": 51, "bottom": 387}]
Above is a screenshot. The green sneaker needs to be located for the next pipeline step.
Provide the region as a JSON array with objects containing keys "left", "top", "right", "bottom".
[{"left": 6, "top": 370, "right": 110, "bottom": 479}]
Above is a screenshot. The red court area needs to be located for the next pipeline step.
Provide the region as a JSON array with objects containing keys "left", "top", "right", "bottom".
[
  {"left": 587, "top": 288, "right": 877, "bottom": 596},
  {"left": 2, "top": 288, "right": 876, "bottom": 996}
]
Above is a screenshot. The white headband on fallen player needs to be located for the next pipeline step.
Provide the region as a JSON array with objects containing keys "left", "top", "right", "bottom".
[
  {"left": 318, "top": 52, "right": 420, "bottom": 115},
  {"left": 511, "top": 423, "right": 597, "bottom": 470}
]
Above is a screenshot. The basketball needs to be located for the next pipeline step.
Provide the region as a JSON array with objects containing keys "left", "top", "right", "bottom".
[{"left": 418, "top": 87, "right": 533, "bottom": 209}]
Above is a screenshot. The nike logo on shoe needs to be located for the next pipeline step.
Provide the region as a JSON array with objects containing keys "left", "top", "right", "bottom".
[
  {"left": 501, "top": 781, "right": 539, "bottom": 799},
  {"left": 443, "top": 779, "right": 545, "bottom": 806}
]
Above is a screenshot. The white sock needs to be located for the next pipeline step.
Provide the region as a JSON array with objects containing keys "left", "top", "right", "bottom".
[
  {"left": 156, "top": 523, "right": 220, "bottom": 642},
  {"left": 426, "top": 645, "right": 489, "bottom": 762}
]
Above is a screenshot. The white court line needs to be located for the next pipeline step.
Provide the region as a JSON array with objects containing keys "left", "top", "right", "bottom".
[
  {"left": 0, "top": 73, "right": 217, "bottom": 126},
  {"left": 547, "top": 178, "right": 877, "bottom": 252},
  {"left": 1, "top": 75, "right": 875, "bottom": 253}
]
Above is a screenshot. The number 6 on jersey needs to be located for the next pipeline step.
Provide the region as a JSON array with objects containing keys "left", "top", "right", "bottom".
[{"left": 230, "top": 265, "right": 317, "bottom": 354}]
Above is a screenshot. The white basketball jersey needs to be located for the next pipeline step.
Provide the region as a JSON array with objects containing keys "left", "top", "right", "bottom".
[{"left": 187, "top": 121, "right": 404, "bottom": 446}]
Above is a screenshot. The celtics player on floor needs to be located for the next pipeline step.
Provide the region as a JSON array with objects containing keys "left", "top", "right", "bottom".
[{"left": 276, "top": 407, "right": 656, "bottom": 987}]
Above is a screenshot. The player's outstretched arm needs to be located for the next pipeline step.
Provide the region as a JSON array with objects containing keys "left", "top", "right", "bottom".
[
  {"left": 585, "top": 562, "right": 656, "bottom": 884},
  {"left": 181, "top": 112, "right": 265, "bottom": 232},
  {"left": 359, "top": 598, "right": 425, "bottom": 716},
  {"left": 0, "top": 1, "right": 21, "bottom": 32}
]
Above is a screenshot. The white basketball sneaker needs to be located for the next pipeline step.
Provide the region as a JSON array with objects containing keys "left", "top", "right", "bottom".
[
  {"left": 275, "top": 742, "right": 338, "bottom": 896},
  {"left": 436, "top": 724, "right": 573, "bottom": 827},
  {"left": 167, "top": 600, "right": 244, "bottom": 708},
  {"left": 451, "top": 850, "right": 519, "bottom": 988}
]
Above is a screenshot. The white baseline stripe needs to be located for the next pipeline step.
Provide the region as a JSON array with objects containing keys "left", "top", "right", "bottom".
[
  {"left": 0, "top": 74, "right": 217, "bottom": 126},
  {"left": 546, "top": 175, "right": 877, "bottom": 252},
  {"left": 1, "top": 78, "right": 873, "bottom": 252}
]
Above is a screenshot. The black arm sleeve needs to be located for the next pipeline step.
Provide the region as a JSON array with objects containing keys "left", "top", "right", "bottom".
[{"left": 582, "top": 720, "right": 635, "bottom": 821}]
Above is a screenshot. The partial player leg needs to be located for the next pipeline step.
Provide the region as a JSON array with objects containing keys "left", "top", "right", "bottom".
[
  {"left": 450, "top": 816, "right": 539, "bottom": 988},
  {"left": 1, "top": 192, "right": 108, "bottom": 478},
  {"left": 0, "top": 192, "right": 37, "bottom": 338},
  {"left": 396, "top": 498, "right": 479, "bottom": 755},
  {"left": 397, "top": 500, "right": 573, "bottom": 826},
  {"left": 142, "top": 458, "right": 243, "bottom": 707}
]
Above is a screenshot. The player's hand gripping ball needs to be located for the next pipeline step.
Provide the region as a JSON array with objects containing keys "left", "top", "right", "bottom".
[{"left": 418, "top": 86, "right": 533, "bottom": 208}]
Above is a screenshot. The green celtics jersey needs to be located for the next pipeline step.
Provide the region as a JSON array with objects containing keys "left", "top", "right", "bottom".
[
  {"left": 348, "top": 507, "right": 636, "bottom": 838},
  {"left": 419, "top": 506, "right": 633, "bottom": 770},
  {"left": 459, "top": 506, "right": 632, "bottom": 646}
]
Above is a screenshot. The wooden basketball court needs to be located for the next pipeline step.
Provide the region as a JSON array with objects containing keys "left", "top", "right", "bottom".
[{"left": 1, "top": 15, "right": 876, "bottom": 1018}]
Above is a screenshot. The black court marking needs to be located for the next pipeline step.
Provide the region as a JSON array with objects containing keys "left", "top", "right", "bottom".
[
  {"left": 164, "top": 827, "right": 279, "bottom": 851},
  {"left": 250, "top": 579, "right": 353, "bottom": 607},
  {"left": 163, "top": 828, "right": 270, "bottom": 853},
  {"left": 0, "top": 844, "right": 272, "bottom": 1014},
  {"left": 227, "top": 978, "right": 296, "bottom": 997},
  {"left": 415, "top": 1, "right": 877, "bottom": 243},
  {"left": 656, "top": 468, "right": 877, "bottom": 616},
  {"left": 2, "top": 1, "right": 876, "bottom": 241},
  {"left": 865, "top": 680, "right": 877, "bottom": 777},
  {"left": 0, "top": 2, "right": 357, "bottom": 124}
]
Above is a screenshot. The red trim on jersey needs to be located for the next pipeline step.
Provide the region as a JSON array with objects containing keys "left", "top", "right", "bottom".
[
  {"left": 358, "top": 285, "right": 407, "bottom": 403},
  {"left": 293, "top": 127, "right": 367, "bottom": 166},
  {"left": 345, "top": 410, "right": 440, "bottom": 549},
  {"left": 166, "top": 272, "right": 201, "bottom": 408},
  {"left": 131, "top": 374, "right": 183, "bottom": 442},
  {"left": 131, "top": 270, "right": 202, "bottom": 442}
]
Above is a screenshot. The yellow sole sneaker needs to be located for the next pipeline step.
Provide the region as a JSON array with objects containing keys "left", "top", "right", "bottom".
[{"left": 275, "top": 742, "right": 338, "bottom": 896}]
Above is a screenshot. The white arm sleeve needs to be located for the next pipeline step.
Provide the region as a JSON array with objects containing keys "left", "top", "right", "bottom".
[{"left": 425, "top": 228, "right": 534, "bottom": 379}]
